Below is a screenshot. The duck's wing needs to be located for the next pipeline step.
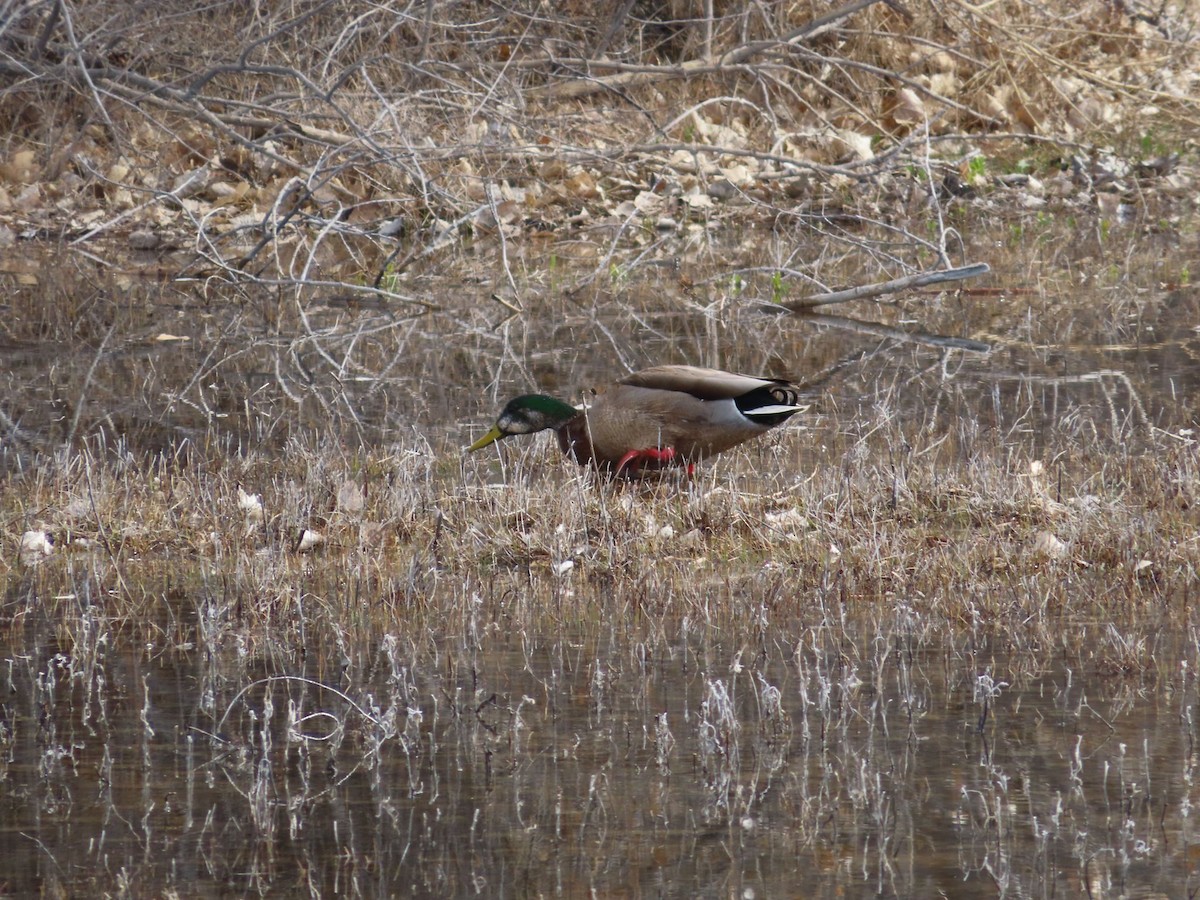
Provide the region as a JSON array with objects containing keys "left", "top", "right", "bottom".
[{"left": 617, "top": 365, "right": 792, "bottom": 400}]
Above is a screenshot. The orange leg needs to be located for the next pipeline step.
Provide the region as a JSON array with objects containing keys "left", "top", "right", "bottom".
[{"left": 615, "top": 446, "right": 678, "bottom": 475}]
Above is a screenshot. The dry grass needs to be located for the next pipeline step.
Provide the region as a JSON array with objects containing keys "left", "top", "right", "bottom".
[
  {"left": 5, "top": 395, "right": 1194, "bottom": 648},
  {"left": 1, "top": 0, "right": 1195, "bottom": 303}
]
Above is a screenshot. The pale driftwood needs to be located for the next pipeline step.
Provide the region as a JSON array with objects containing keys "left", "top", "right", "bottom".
[
  {"left": 781, "top": 263, "right": 991, "bottom": 310},
  {"left": 795, "top": 311, "right": 992, "bottom": 354},
  {"left": 527, "top": 0, "right": 884, "bottom": 101}
]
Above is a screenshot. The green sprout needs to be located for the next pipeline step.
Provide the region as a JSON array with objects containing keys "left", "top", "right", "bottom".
[{"left": 770, "top": 270, "right": 786, "bottom": 304}]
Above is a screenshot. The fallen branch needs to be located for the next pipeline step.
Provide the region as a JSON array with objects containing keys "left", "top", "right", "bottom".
[
  {"left": 794, "top": 311, "right": 992, "bottom": 354},
  {"left": 781, "top": 263, "right": 990, "bottom": 310}
]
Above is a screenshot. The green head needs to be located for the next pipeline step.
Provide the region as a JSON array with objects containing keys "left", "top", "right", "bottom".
[{"left": 467, "top": 394, "right": 580, "bottom": 453}]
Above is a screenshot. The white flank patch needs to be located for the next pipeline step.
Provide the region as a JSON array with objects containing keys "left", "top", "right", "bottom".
[
  {"left": 706, "top": 398, "right": 755, "bottom": 427},
  {"left": 749, "top": 403, "right": 807, "bottom": 416}
]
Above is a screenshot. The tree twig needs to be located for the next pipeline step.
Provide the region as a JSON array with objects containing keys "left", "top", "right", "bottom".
[
  {"left": 781, "top": 263, "right": 990, "bottom": 310},
  {"left": 786, "top": 310, "right": 992, "bottom": 354}
]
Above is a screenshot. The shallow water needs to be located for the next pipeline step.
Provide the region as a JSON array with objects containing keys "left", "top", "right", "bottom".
[
  {"left": 2, "top": 218, "right": 1199, "bottom": 895},
  {"left": 2, "top": 616, "right": 1198, "bottom": 896}
]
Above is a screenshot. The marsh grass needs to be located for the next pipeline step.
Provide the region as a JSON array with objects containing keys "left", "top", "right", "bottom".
[
  {"left": 2, "top": 394, "right": 1198, "bottom": 894},
  {"left": 5, "top": 388, "right": 1192, "bottom": 644}
]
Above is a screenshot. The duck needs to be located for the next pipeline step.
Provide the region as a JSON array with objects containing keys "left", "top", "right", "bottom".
[{"left": 466, "top": 365, "right": 805, "bottom": 475}]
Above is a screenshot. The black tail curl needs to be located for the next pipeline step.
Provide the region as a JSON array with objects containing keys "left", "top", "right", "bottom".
[{"left": 735, "top": 384, "right": 805, "bottom": 426}]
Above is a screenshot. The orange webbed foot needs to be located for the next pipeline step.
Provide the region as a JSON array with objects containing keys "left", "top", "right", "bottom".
[{"left": 615, "top": 446, "right": 678, "bottom": 476}]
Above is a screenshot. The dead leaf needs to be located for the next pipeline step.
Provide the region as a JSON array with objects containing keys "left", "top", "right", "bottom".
[
  {"left": 1032, "top": 531, "right": 1068, "bottom": 559},
  {"left": 891, "top": 88, "right": 926, "bottom": 125},
  {"left": 20, "top": 530, "right": 54, "bottom": 564},
  {"left": 565, "top": 170, "right": 600, "bottom": 199},
  {"left": 296, "top": 529, "right": 325, "bottom": 553},
  {"left": 633, "top": 190, "right": 662, "bottom": 213},
  {"left": 1, "top": 149, "right": 38, "bottom": 184},
  {"left": 835, "top": 130, "right": 875, "bottom": 161},
  {"left": 237, "top": 486, "right": 264, "bottom": 522}
]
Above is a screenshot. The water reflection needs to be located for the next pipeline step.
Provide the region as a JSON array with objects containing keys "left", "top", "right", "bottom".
[{"left": 1, "top": 614, "right": 1197, "bottom": 896}]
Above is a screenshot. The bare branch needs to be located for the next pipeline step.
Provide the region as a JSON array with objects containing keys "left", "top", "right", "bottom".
[{"left": 781, "top": 263, "right": 991, "bottom": 310}]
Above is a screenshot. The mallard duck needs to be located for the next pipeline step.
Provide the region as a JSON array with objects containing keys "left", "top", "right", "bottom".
[{"left": 467, "top": 365, "right": 805, "bottom": 474}]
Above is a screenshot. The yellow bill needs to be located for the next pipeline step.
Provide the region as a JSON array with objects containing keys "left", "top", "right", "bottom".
[{"left": 466, "top": 425, "right": 505, "bottom": 453}]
